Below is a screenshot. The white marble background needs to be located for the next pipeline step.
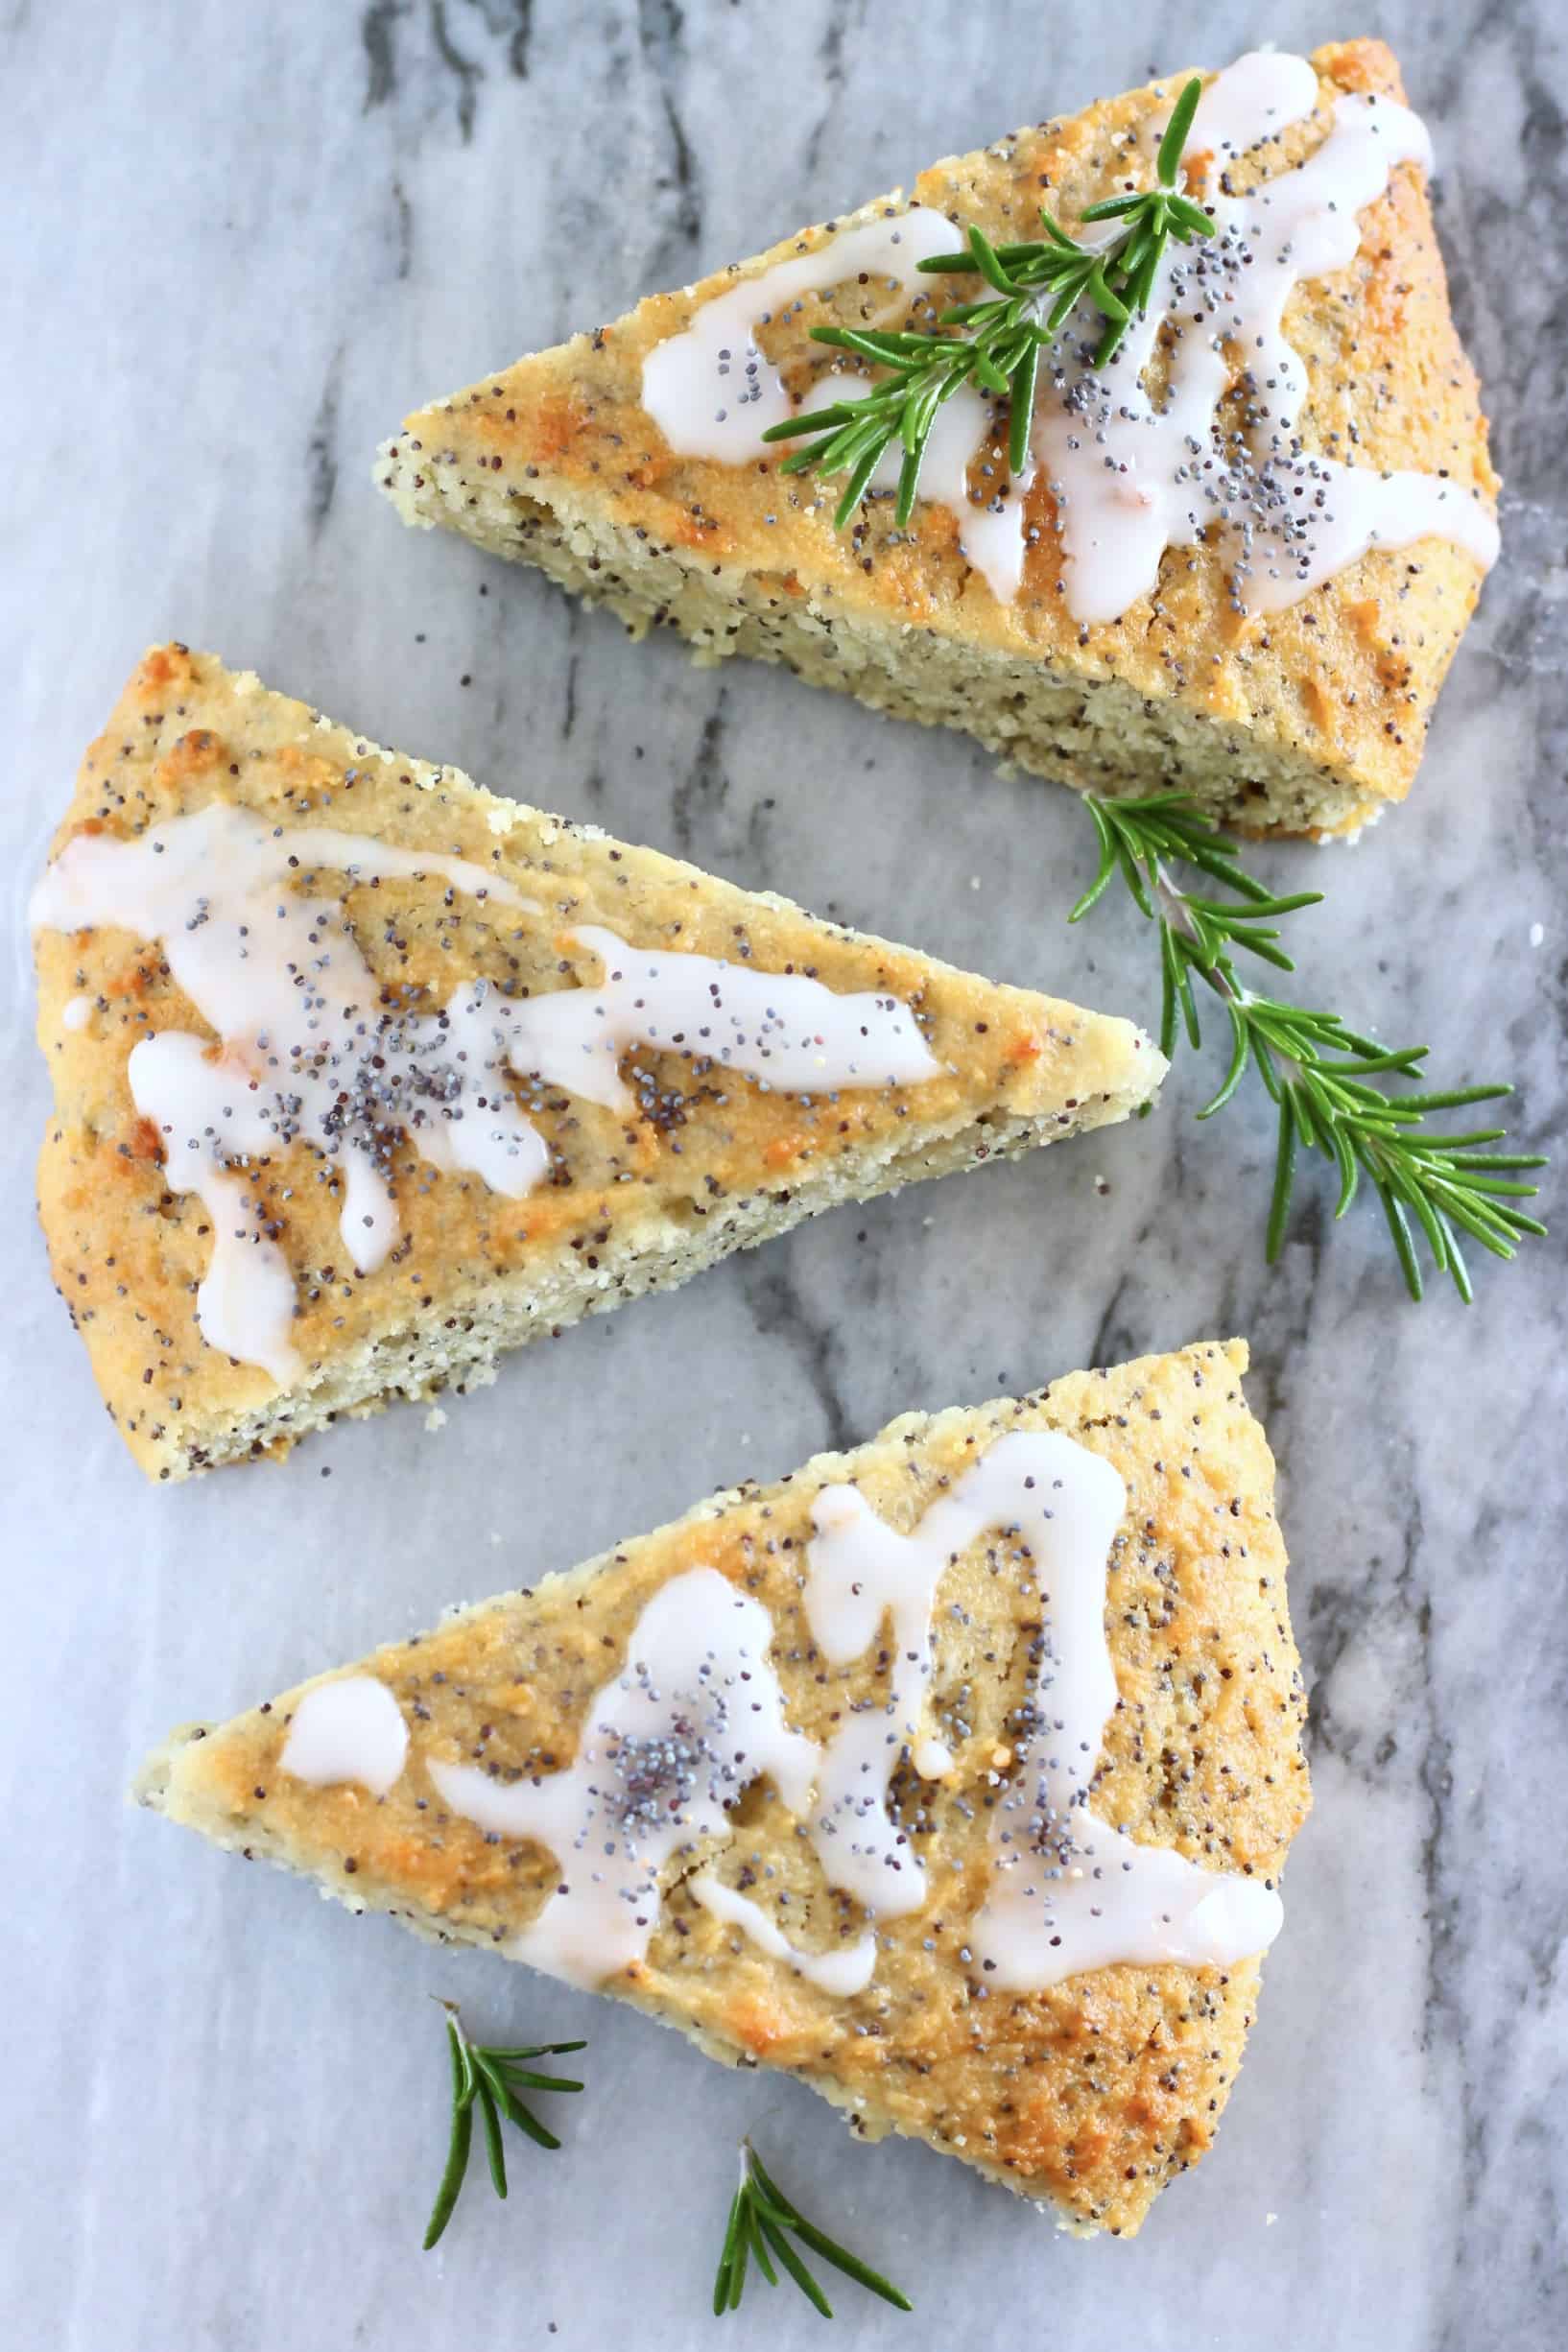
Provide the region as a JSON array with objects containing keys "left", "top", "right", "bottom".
[{"left": 2, "top": 4, "right": 1564, "bottom": 2347}]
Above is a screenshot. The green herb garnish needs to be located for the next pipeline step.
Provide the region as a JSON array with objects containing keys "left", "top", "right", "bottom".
[
  {"left": 1069, "top": 792, "right": 1547, "bottom": 1300},
  {"left": 422, "top": 2003, "right": 586, "bottom": 2249},
  {"left": 712, "top": 2140, "right": 913, "bottom": 2319},
  {"left": 761, "top": 75, "right": 1212, "bottom": 524}
]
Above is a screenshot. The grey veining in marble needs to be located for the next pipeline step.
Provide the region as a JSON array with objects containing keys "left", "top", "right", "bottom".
[{"left": 2, "top": 5, "right": 1565, "bottom": 2348}]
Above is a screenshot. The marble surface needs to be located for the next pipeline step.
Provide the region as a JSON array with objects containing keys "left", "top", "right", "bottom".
[{"left": 3, "top": 4, "right": 1564, "bottom": 2347}]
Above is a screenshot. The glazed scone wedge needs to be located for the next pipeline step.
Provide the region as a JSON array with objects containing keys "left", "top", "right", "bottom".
[
  {"left": 378, "top": 38, "right": 1498, "bottom": 837},
  {"left": 138, "top": 1340, "right": 1309, "bottom": 2238},
  {"left": 31, "top": 645, "right": 1160, "bottom": 1482}
]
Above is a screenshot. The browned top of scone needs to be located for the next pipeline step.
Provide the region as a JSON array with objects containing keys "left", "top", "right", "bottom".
[
  {"left": 390, "top": 37, "right": 1497, "bottom": 827},
  {"left": 33, "top": 645, "right": 1154, "bottom": 1479},
  {"left": 152, "top": 1340, "right": 1311, "bottom": 2236}
]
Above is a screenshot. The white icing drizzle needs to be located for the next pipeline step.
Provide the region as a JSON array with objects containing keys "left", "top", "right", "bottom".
[
  {"left": 1037, "top": 53, "right": 1499, "bottom": 620},
  {"left": 31, "top": 809, "right": 938, "bottom": 1382},
  {"left": 31, "top": 805, "right": 536, "bottom": 1381},
  {"left": 640, "top": 50, "right": 1497, "bottom": 619},
  {"left": 804, "top": 1432, "right": 1280, "bottom": 1988},
  {"left": 428, "top": 1569, "right": 819, "bottom": 1989},
  {"left": 800, "top": 1482, "right": 957, "bottom": 1918},
  {"left": 981, "top": 1830, "right": 1283, "bottom": 1989},
  {"left": 280, "top": 1674, "right": 410, "bottom": 1796},
  {"left": 423, "top": 1431, "right": 1282, "bottom": 1999},
  {"left": 501, "top": 925, "right": 940, "bottom": 1109},
  {"left": 689, "top": 1874, "right": 878, "bottom": 1996},
  {"left": 953, "top": 1435, "right": 1282, "bottom": 1985},
  {"left": 643, "top": 214, "right": 956, "bottom": 460},
  {"left": 1183, "top": 47, "right": 1319, "bottom": 160},
  {"left": 640, "top": 210, "right": 1035, "bottom": 603}
]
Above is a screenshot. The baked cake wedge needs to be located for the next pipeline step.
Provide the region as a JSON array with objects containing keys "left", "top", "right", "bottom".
[
  {"left": 30, "top": 645, "right": 1161, "bottom": 1481},
  {"left": 378, "top": 38, "right": 1498, "bottom": 837},
  {"left": 137, "top": 1339, "right": 1309, "bottom": 2238}
]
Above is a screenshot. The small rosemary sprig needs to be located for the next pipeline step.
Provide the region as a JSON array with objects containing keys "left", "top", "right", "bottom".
[
  {"left": 761, "top": 76, "right": 1211, "bottom": 523},
  {"left": 1069, "top": 793, "right": 1548, "bottom": 1301},
  {"left": 422, "top": 2002, "right": 586, "bottom": 2249},
  {"left": 712, "top": 2140, "right": 913, "bottom": 2319}
]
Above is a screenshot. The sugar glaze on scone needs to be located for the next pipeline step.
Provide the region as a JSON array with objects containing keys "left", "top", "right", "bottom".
[
  {"left": 31, "top": 646, "right": 1161, "bottom": 1480},
  {"left": 140, "top": 1341, "right": 1311, "bottom": 2238},
  {"left": 380, "top": 39, "right": 1498, "bottom": 836},
  {"left": 640, "top": 51, "right": 1495, "bottom": 623}
]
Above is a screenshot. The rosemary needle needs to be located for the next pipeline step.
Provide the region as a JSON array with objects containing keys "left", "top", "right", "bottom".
[
  {"left": 422, "top": 2003, "right": 586, "bottom": 2249},
  {"left": 1068, "top": 792, "right": 1548, "bottom": 1300},
  {"left": 761, "top": 77, "right": 1211, "bottom": 519},
  {"left": 711, "top": 2140, "right": 913, "bottom": 2319}
]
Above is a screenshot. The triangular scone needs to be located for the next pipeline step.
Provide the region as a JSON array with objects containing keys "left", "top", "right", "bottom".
[
  {"left": 138, "top": 1340, "right": 1309, "bottom": 2238},
  {"left": 378, "top": 38, "right": 1497, "bottom": 838},
  {"left": 31, "top": 645, "right": 1160, "bottom": 1482}
]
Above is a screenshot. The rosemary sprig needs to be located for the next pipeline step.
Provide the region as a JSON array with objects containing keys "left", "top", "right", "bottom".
[
  {"left": 761, "top": 76, "right": 1211, "bottom": 522},
  {"left": 422, "top": 2002, "right": 586, "bottom": 2249},
  {"left": 1069, "top": 792, "right": 1548, "bottom": 1301},
  {"left": 712, "top": 2140, "right": 913, "bottom": 2319}
]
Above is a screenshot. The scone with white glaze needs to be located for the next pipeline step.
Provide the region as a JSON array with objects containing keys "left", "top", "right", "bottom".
[
  {"left": 137, "top": 1339, "right": 1309, "bottom": 2238},
  {"left": 377, "top": 38, "right": 1498, "bottom": 837},
  {"left": 31, "top": 644, "right": 1161, "bottom": 1482}
]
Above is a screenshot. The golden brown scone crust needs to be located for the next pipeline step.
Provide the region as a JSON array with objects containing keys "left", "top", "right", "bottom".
[
  {"left": 33, "top": 646, "right": 1158, "bottom": 1480},
  {"left": 140, "top": 1340, "right": 1311, "bottom": 2237},
  {"left": 382, "top": 38, "right": 1496, "bottom": 834}
]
